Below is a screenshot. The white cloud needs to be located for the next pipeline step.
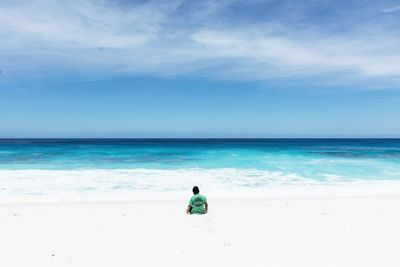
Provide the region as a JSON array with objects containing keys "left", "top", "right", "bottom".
[
  {"left": 0, "top": 0, "right": 400, "bottom": 85},
  {"left": 0, "top": 1, "right": 162, "bottom": 48},
  {"left": 381, "top": 5, "right": 400, "bottom": 13}
]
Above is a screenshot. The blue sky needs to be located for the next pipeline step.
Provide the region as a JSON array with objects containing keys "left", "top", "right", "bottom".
[{"left": 0, "top": 0, "right": 400, "bottom": 137}]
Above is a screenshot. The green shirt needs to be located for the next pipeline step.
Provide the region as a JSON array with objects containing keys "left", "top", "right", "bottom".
[{"left": 188, "top": 194, "right": 207, "bottom": 214}]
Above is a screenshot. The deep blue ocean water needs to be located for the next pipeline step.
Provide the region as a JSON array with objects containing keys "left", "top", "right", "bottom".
[{"left": 1, "top": 139, "right": 400, "bottom": 201}]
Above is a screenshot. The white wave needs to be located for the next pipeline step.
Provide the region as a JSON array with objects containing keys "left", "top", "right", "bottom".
[{"left": 1, "top": 168, "right": 400, "bottom": 203}]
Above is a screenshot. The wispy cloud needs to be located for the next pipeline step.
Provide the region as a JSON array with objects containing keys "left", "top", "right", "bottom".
[
  {"left": 381, "top": 5, "right": 400, "bottom": 13},
  {"left": 1, "top": 0, "right": 400, "bottom": 86}
]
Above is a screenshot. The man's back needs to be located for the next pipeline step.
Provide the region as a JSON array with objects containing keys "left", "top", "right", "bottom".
[{"left": 188, "top": 194, "right": 207, "bottom": 214}]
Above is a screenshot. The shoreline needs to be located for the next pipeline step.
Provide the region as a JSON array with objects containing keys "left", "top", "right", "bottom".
[
  {"left": 3, "top": 180, "right": 400, "bottom": 204},
  {"left": 1, "top": 192, "right": 400, "bottom": 206}
]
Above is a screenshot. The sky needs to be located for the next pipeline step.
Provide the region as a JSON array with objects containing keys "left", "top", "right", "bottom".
[{"left": 0, "top": 0, "right": 400, "bottom": 138}]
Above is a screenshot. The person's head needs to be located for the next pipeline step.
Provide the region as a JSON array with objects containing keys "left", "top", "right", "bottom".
[{"left": 192, "top": 186, "right": 200, "bottom": 195}]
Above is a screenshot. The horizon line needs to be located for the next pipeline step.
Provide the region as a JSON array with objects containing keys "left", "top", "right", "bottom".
[{"left": 1, "top": 137, "right": 400, "bottom": 140}]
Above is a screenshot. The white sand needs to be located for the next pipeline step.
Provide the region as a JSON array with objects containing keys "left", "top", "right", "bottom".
[{"left": 1, "top": 196, "right": 399, "bottom": 267}]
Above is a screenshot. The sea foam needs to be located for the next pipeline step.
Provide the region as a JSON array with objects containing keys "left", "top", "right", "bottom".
[{"left": 1, "top": 168, "right": 400, "bottom": 203}]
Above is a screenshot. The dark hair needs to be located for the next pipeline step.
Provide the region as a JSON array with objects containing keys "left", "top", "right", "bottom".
[{"left": 192, "top": 186, "right": 200, "bottom": 195}]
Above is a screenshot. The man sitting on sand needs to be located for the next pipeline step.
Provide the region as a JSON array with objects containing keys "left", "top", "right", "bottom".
[{"left": 186, "top": 186, "right": 208, "bottom": 215}]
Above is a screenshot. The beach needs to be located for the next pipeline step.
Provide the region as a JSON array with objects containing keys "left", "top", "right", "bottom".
[
  {"left": 2, "top": 0, "right": 400, "bottom": 264},
  {"left": 1, "top": 139, "right": 400, "bottom": 266},
  {"left": 1, "top": 195, "right": 399, "bottom": 267}
]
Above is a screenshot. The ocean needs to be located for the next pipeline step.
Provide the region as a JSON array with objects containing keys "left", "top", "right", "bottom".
[{"left": 1, "top": 139, "right": 400, "bottom": 201}]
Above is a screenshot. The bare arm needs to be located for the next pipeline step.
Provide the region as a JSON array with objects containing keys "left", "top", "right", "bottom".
[{"left": 205, "top": 202, "right": 208, "bottom": 213}]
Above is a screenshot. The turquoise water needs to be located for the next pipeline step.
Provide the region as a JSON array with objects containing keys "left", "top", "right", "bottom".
[
  {"left": 1, "top": 139, "right": 400, "bottom": 201},
  {"left": 1, "top": 139, "right": 399, "bottom": 181}
]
